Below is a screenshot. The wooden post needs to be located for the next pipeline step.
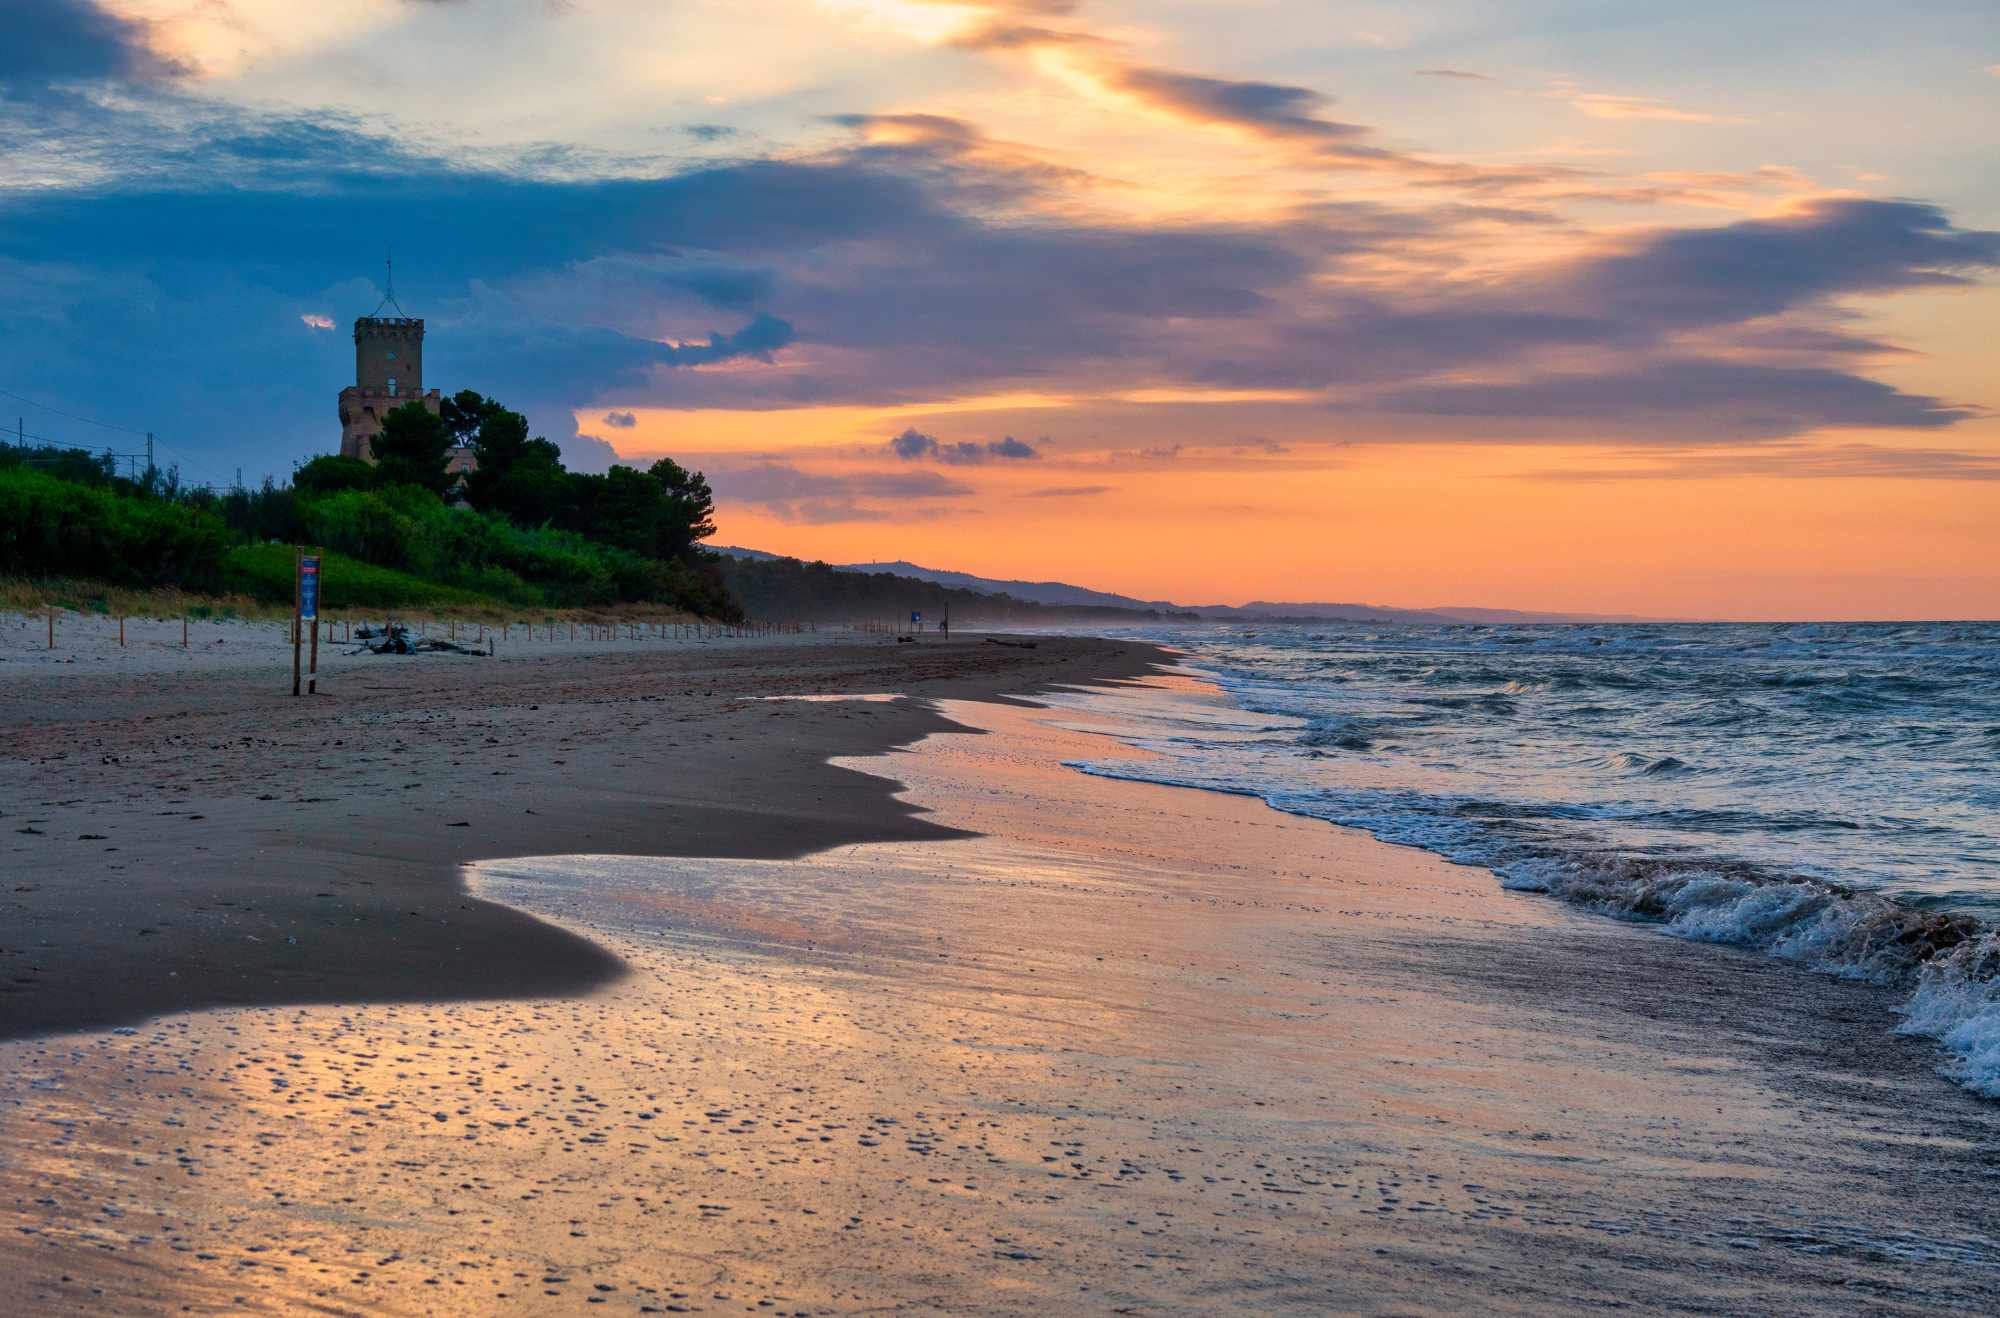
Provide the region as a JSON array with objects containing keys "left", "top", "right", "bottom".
[
  {"left": 47, "top": 609, "right": 54, "bottom": 649},
  {"left": 119, "top": 616, "right": 125, "bottom": 647},
  {"left": 304, "top": 548, "right": 321, "bottom": 695},
  {"left": 291, "top": 546, "right": 303, "bottom": 697},
  {"left": 182, "top": 613, "right": 188, "bottom": 648}
]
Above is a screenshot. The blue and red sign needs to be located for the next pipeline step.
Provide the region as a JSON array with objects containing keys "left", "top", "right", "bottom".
[{"left": 299, "top": 554, "right": 321, "bottom": 621}]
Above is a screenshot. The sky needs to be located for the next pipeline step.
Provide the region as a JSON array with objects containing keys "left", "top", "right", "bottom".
[{"left": 2, "top": 0, "right": 1996, "bottom": 619}]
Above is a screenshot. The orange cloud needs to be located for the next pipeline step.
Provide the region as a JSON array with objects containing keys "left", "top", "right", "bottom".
[{"left": 1550, "top": 88, "right": 1746, "bottom": 124}]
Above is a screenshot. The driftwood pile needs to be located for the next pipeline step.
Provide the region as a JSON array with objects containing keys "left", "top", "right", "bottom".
[{"left": 348, "top": 623, "right": 487, "bottom": 657}]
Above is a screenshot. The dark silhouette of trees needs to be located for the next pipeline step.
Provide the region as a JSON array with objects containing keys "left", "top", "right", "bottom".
[
  {"left": 440, "top": 391, "right": 718, "bottom": 562},
  {"left": 369, "top": 402, "right": 455, "bottom": 495},
  {"left": 648, "top": 458, "right": 717, "bottom": 559},
  {"left": 293, "top": 454, "right": 375, "bottom": 495}
]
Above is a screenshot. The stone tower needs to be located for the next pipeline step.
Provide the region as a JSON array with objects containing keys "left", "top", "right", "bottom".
[
  {"left": 337, "top": 266, "right": 442, "bottom": 463},
  {"left": 355, "top": 315, "right": 423, "bottom": 398}
]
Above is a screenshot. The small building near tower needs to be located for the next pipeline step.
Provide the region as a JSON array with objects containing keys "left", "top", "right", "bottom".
[{"left": 338, "top": 313, "right": 441, "bottom": 464}]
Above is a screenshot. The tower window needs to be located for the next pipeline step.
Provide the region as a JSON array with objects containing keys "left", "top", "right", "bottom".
[{"left": 387, "top": 376, "right": 398, "bottom": 397}]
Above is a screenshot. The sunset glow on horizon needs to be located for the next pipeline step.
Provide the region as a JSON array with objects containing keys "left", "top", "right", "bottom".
[{"left": 7, "top": 0, "right": 1997, "bottom": 618}]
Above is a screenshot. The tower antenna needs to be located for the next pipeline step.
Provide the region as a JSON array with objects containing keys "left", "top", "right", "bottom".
[{"left": 373, "top": 249, "right": 407, "bottom": 317}]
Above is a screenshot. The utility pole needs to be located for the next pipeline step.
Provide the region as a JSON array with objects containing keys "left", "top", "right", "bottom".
[
  {"left": 146, "top": 432, "right": 154, "bottom": 474},
  {"left": 15, "top": 418, "right": 21, "bottom": 451}
]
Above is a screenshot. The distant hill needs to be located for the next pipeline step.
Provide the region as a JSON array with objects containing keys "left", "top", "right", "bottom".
[
  {"left": 713, "top": 548, "right": 1653, "bottom": 625},
  {"left": 838, "top": 560, "right": 1172, "bottom": 612},
  {"left": 709, "top": 550, "right": 1199, "bottom": 626}
]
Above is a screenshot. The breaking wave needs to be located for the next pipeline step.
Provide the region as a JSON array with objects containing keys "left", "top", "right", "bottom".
[
  {"left": 1497, "top": 855, "right": 2000, "bottom": 1098},
  {"left": 1050, "top": 617, "right": 2000, "bottom": 1099}
]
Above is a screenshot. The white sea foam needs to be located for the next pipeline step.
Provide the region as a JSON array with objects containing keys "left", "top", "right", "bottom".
[
  {"left": 1487, "top": 850, "right": 2000, "bottom": 1095},
  {"left": 1108, "top": 760, "right": 2000, "bottom": 1098},
  {"left": 1896, "top": 933, "right": 2000, "bottom": 1098},
  {"left": 1042, "top": 611, "right": 2000, "bottom": 1102}
]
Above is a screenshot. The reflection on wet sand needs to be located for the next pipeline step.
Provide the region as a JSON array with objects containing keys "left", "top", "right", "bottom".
[{"left": 3, "top": 690, "right": 1997, "bottom": 1314}]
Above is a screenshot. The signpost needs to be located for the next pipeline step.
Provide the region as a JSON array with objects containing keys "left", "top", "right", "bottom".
[
  {"left": 294, "top": 548, "right": 321, "bottom": 696},
  {"left": 911, "top": 610, "right": 922, "bottom": 634}
]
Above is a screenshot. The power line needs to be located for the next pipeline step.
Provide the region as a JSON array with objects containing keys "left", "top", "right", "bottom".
[
  {"left": 1, "top": 384, "right": 240, "bottom": 489},
  {"left": 5, "top": 424, "right": 141, "bottom": 455},
  {"left": 0, "top": 385, "right": 152, "bottom": 438},
  {"left": 13, "top": 440, "right": 234, "bottom": 494},
  {"left": 2, "top": 383, "right": 296, "bottom": 493},
  {"left": 145, "top": 436, "right": 234, "bottom": 490}
]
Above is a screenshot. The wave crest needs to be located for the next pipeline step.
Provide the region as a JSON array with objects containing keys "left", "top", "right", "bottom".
[
  {"left": 1898, "top": 933, "right": 2000, "bottom": 1098},
  {"left": 1496, "top": 852, "right": 1995, "bottom": 1092}
]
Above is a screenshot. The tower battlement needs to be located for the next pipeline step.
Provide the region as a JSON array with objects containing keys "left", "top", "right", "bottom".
[{"left": 352, "top": 315, "right": 425, "bottom": 399}]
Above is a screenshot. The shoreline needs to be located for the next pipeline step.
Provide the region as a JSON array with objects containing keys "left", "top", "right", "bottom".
[
  {"left": 0, "top": 631, "right": 1165, "bottom": 1042},
  {"left": 4, "top": 677, "right": 1997, "bottom": 1313}
]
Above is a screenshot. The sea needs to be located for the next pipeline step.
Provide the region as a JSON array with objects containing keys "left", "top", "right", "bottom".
[{"left": 1035, "top": 620, "right": 2000, "bottom": 1099}]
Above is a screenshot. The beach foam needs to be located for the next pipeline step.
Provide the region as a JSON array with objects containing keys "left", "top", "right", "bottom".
[
  {"left": 1898, "top": 932, "right": 2000, "bottom": 1098},
  {"left": 1038, "top": 617, "right": 2000, "bottom": 1100}
]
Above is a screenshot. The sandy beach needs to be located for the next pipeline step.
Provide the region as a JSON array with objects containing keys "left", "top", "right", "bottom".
[
  {"left": 0, "top": 618, "right": 1157, "bottom": 1041},
  {"left": 3, "top": 631, "right": 1998, "bottom": 1314}
]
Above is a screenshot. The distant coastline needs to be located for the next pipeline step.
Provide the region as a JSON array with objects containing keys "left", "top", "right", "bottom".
[{"left": 713, "top": 546, "right": 1669, "bottom": 625}]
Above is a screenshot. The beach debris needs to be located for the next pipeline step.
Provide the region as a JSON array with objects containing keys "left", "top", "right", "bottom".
[
  {"left": 347, "top": 623, "right": 486, "bottom": 657},
  {"left": 984, "top": 638, "right": 1038, "bottom": 650}
]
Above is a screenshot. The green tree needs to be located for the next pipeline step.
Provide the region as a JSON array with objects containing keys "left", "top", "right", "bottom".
[
  {"left": 438, "top": 389, "right": 491, "bottom": 447},
  {"left": 369, "top": 403, "right": 454, "bottom": 495},
  {"left": 594, "top": 466, "right": 666, "bottom": 558},
  {"left": 561, "top": 460, "right": 717, "bottom": 560},
  {"left": 461, "top": 397, "right": 571, "bottom": 526},
  {"left": 294, "top": 454, "right": 376, "bottom": 495},
  {"left": 648, "top": 457, "right": 716, "bottom": 559}
]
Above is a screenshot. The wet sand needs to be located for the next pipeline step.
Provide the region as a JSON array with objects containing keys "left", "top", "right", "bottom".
[
  {"left": 4, "top": 675, "right": 1998, "bottom": 1314},
  {"left": 0, "top": 630, "right": 1160, "bottom": 1040}
]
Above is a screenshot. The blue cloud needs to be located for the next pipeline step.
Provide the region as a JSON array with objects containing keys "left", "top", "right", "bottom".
[
  {"left": 664, "top": 312, "right": 794, "bottom": 364},
  {"left": 988, "top": 435, "right": 1039, "bottom": 460},
  {"left": 888, "top": 428, "right": 940, "bottom": 460},
  {"left": 562, "top": 431, "right": 622, "bottom": 474},
  {"left": 0, "top": 0, "right": 180, "bottom": 87},
  {"left": 1112, "top": 68, "right": 1368, "bottom": 143},
  {"left": 1549, "top": 199, "right": 2000, "bottom": 332},
  {"left": 0, "top": 76, "right": 1994, "bottom": 486},
  {"left": 1372, "top": 361, "right": 1978, "bottom": 439},
  {"left": 885, "top": 429, "right": 1041, "bottom": 464}
]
